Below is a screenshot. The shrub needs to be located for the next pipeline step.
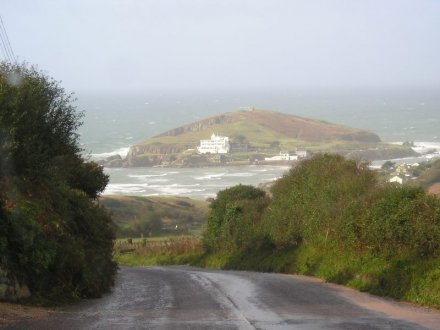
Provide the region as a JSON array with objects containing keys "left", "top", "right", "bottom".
[
  {"left": 203, "top": 185, "right": 268, "bottom": 252},
  {"left": 0, "top": 62, "right": 116, "bottom": 302},
  {"left": 360, "top": 185, "right": 440, "bottom": 258},
  {"left": 263, "top": 154, "right": 378, "bottom": 248}
]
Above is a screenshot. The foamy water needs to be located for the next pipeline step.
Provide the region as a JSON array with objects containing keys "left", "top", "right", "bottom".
[
  {"left": 77, "top": 90, "right": 440, "bottom": 198},
  {"left": 90, "top": 147, "right": 130, "bottom": 160},
  {"left": 101, "top": 141, "right": 440, "bottom": 199},
  {"left": 103, "top": 165, "right": 291, "bottom": 200},
  {"left": 371, "top": 141, "right": 440, "bottom": 168}
]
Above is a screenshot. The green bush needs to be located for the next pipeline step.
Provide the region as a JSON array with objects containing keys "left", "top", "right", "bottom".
[
  {"left": 360, "top": 185, "right": 440, "bottom": 258},
  {"left": 203, "top": 184, "right": 268, "bottom": 252},
  {"left": 199, "top": 154, "right": 440, "bottom": 308},
  {"left": 414, "top": 159, "right": 440, "bottom": 188},
  {"left": 0, "top": 62, "right": 116, "bottom": 302},
  {"left": 263, "top": 154, "right": 377, "bottom": 248}
]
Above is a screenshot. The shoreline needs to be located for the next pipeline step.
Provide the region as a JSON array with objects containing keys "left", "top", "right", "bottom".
[
  {"left": 90, "top": 141, "right": 440, "bottom": 170},
  {"left": 93, "top": 141, "right": 440, "bottom": 199}
]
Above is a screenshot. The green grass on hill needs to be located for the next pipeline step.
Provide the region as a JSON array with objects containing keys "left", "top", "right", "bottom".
[
  {"left": 140, "top": 120, "right": 371, "bottom": 151},
  {"left": 414, "top": 159, "right": 440, "bottom": 189},
  {"left": 101, "top": 195, "right": 208, "bottom": 238}
]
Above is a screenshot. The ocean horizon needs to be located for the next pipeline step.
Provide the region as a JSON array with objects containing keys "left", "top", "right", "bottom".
[{"left": 77, "top": 89, "right": 440, "bottom": 156}]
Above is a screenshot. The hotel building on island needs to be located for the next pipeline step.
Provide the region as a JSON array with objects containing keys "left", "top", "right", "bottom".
[{"left": 197, "top": 133, "right": 230, "bottom": 154}]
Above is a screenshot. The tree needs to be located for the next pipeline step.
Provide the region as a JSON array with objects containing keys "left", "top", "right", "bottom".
[
  {"left": 0, "top": 62, "right": 116, "bottom": 302},
  {"left": 203, "top": 184, "right": 267, "bottom": 251},
  {"left": 263, "top": 154, "right": 378, "bottom": 248},
  {"left": 0, "top": 63, "right": 82, "bottom": 180},
  {"left": 381, "top": 161, "right": 396, "bottom": 171}
]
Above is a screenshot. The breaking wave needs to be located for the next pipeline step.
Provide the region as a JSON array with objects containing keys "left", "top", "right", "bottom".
[{"left": 90, "top": 147, "right": 130, "bottom": 161}]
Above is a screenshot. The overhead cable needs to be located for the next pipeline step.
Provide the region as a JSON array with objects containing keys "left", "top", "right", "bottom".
[
  {"left": 0, "top": 24, "right": 12, "bottom": 62},
  {"left": 0, "top": 15, "right": 16, "bottom": 63}
]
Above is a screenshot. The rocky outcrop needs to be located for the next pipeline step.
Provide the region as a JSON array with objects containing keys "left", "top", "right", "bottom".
[
  {"left": 96, "top": 154, "right": 124, "bottom": 168},
  {"left": 124, "top": 143, "right": 194, "bottom": 167},
  {"left": 128, "top": 144, "right": 191, "bottom": 156}
]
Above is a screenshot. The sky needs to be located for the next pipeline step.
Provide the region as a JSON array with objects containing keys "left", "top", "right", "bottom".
[{"left": 1, "top": 0, "right": 440, "bottom": 93}]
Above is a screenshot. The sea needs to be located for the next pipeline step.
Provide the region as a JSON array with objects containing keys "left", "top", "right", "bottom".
[{"left": 75, "top": 89, "right": 440, "bottom": 200}]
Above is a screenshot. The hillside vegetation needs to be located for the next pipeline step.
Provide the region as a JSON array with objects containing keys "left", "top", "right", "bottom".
[
  {"left": 198, "top": 155, "right": 440, "bottom": 309},
  {"left": 0, "top": 63, "right": 116, "bottom": 302},
  {"left": 120, "top": 110, "right": 415, "bottom": 167},
  {"left": 121, "top": 154, "right": 440, "bottom": 309},
  {"left": 101, "top": 195, "right": 208, "bottom": 238},
  {"left": 414, "top": 159, "right": 440, "bottom": 193}
]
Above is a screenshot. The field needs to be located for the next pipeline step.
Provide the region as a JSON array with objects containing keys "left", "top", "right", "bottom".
[
  {"left": 114, "top": 236, "right": 203, "bottom": 266},
  {"left": 101, "top": 195, "right": 209, "bottom": 238}
]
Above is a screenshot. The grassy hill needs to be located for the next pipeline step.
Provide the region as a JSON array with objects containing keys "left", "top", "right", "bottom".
[
  {"left": 100, "top": 195, "right": 209, "bottom": 238},
  {"left": 413, "top": 159, "right": 440, "bottom": 194},
  {"left": 112, "top": 109, "right": 417, "bottom": 167},
  {"left": 152, "top": 109, "right": 380, "bottom": 145}
]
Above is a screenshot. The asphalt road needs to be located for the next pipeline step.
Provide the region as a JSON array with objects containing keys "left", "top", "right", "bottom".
[{"left": 8, "top": 266, "right": 440, "bottom": 329}]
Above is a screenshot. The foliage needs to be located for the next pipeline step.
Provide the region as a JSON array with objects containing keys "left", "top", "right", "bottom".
[
  {"left": 0, "top": 62, "right": 116, "bottom": 302},
  {"left": 414, "top": 159, "right": 440, "bottom": 188},
  {"left": 263, "top": 154, "right": 377, "bottom": 248},
  {"left": 203, "top": 184, "right": 268, "bottom": 252},
  {"left": 111, "top": 154, "right": 440, "bottom": 309},
  {"left": 381, "top": 160, "right": 395, "bottom": 171},
  {"left": 101, "top": 195, "right": 208, "bottom": 238},
  {"left": 0, "top": 63, "right": 80, "bottom": 180},
  {"left": 113, "top": 236, "right": 203, "bottom": 266},
  {"left": 360, "top": 185, "right": 440, "bottom": 258},
  {"left": 197, "top": 154, "right": 440, "bottom": 309}
]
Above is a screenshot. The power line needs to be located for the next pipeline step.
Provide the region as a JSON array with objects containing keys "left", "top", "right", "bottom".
[
  {"left": 0, "top": 21, "right": 12, "bottom": 62},
  {"left": 0, "top": 15, "right": 16, "bottom": 63},
  {"left": 0, "top": 16, "right": 16, "bottom": 61},
  {"left": 0, "top": 33, "right": 10, "bottom": 62},
  {"left": 0, "top": 24, "right": 12, "bottom": 63},
  {"left": 0, "top": 16, "right": 15, "bottom": 62}
]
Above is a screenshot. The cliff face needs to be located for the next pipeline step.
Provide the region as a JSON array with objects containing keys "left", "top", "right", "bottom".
[
  {"left": 154, "top": 115, "right": 232, "bottom": 138},
  {"left": 125, "top": 143, "right": 194, "bottom": 166},
  {"left": 128, "top": 144, "right": 190, "bottom": 156}
]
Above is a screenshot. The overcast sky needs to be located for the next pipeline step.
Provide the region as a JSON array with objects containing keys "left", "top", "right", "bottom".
[{"left": 2, "top": 0, "right": 440, "bottom": 92}]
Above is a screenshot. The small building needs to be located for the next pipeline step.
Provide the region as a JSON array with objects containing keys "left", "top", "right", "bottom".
[
  {"left": 197, "top": 133, "right": 230, "bottom": 154},
  {"left": 265, "top": 152, "right": 298, "bottom": 161},
  {"left": 296, "top": 147, "right": 309, "bottom": 159},
  {"left": 389, "top": 175, "right": 404, "bottom": 184},
  {"left": 395, "top": 164, "right": 411, "bottom": 175}
]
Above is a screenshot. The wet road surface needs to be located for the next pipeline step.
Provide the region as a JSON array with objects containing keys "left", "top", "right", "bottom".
[{"left": 7, "top": 266, "right": 440, "bottom": 329}]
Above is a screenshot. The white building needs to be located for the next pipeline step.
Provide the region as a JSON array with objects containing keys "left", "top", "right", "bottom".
[
  {"left": 389, "top": 176, "right": 404, "bottom": 184},
  {"left": 197, "top": 133, "right": 230, "bottom": 154},
  {"left": 265, "top": 152, "right": 298, "bottom": 161},
  {"left": 296, "top": 148, "right": 309, "bottom": 159}
]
